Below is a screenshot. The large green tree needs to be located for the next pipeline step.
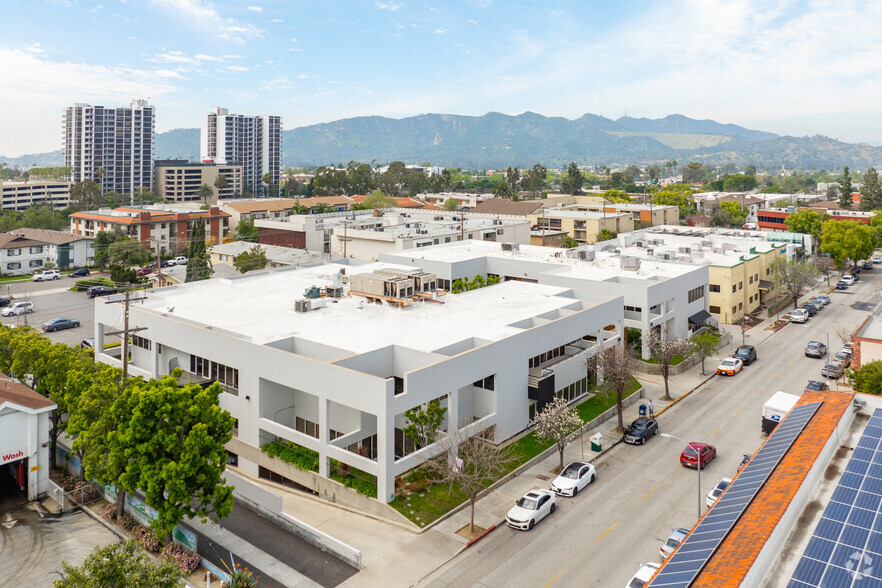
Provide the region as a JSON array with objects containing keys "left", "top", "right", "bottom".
[
  {"left": 820, "top": 219, "right": 874, "bottom": 267},
  {"left": 839, "top": 167, "right": 853, "bottom": 210},
  {"left": 860, "top": 167, "right": 882, "bottom": 211},
  {"left": 107, "top": 238, "right": 152, "bottom": 268},
  {"left": 54, "top": 540, "right": 187, "bottom": 588},
  {"left": 69, "top": 180, "right": 102, "bottom": 210},
  {"left": 235, "top": 218, "right": 259, "bottom": 242},
  {"left": 561, "top": 162, "right": 583, "bottom": 195},
  {"left": 851, "top": 361, "right": 882, "bottom": 396},
  {"left": 525, "top": 164, "right": 547, "bottom": 196},
  {"left": 603, "top": 189, "right": 631, "bottom": 203},
  {"left": 233, "top": 244, "right": 268, "bottom": 274},
  {"left": 652, "top": 184, "right": 695, "bottom": 217},
  {"left": 784, "top": 209, "right": 828, "bottom": 240},
  {"left": 722, "top": 174, "right": 758, "bottom": 193},
  {"left": 769, "top": 257, "right": 820, "bottom": 310},
  {"left": 185, "top": 218, "right": 211, "bottom": 282}
]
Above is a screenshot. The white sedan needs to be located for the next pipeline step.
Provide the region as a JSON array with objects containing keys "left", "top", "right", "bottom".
[
  {"left": 706, "top": 477, "right": 732, "bottom": 507},
  {"left": 505, "top": 489, "right": 556, "bottom": 531},
  {"left": 626, "top": 562, "right": 661, "bottom": 588},
  {"left": 551, "top": 461, "right": 596, "bottom": 497},
  {"left": 716, "top": 357, "right": 743, "bottom": 376}
]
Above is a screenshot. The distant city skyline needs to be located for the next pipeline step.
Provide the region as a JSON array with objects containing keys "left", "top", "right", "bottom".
[{"left": 2, "top": 0, "right": 882, "bottom": 157}]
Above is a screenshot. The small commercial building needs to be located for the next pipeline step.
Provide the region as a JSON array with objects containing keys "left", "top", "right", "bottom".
[
  {"left": 0, "top": 373, "right": 55, "bottom": 504},
  {"left": 221, "top": 196, "right": 354, "bottom": 230},
  {"left": 527, "top": 208, "right": 634, "bottom": 244},
  {"left": 541, "top": 194, "right": 679, "bottom": 228}
]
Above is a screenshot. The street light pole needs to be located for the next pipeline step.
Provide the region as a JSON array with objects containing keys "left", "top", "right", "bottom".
[{"left": 661, "top": 433, "right": 702, "bottom": 519}]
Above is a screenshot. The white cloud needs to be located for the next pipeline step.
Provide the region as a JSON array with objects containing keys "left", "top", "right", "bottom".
[
  {"left": 0, "top": 45, "right": 179, "bottom": 155},
  {"left": 271, "top": 18, "right": 282, "bottom": 23},
  {"left": 146, "top": 51, "right": 198, "bottom": 64},
  {"left": 374, "top": 2, "right": 402, "bottom": 12},
  {"left": 247, "top": 5, "right": 263, "bottom": 12},
  {"left": 194, "top": 53, "right": 224, "bottom": 62},
  {"left": 150, "top": 0, "right": 264, "bottom": 42},
  {"left": 227, "top": 65, "right": 250, "bottom": 71},
  {"left": 434, "top": 28, "right": 449, "bottom": 34},
  {"left": 290, "top": 38, "right": 298, "bottom": 42}
]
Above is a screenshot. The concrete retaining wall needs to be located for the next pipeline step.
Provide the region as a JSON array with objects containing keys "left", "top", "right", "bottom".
[
  {"left": 634, "top": 332, "right": 732, "bottom": 377},
  {"left": 223, "top": 469, "right": 363, "bottom": 570}
]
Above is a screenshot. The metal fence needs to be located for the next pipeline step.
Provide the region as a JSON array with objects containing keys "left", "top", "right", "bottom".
[{"left": 47, "top": 479, "right": 104, "bottom": 513}]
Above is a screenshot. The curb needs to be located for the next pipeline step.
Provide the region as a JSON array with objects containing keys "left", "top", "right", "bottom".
[
  {"left": 656, "top": 372, "right": 717, "bottom": 418},
  {"left": 465, "top": 523, "right": 497, "bottom": 548}
]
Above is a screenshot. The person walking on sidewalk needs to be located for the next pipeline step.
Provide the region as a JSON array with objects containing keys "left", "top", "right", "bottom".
[{"left": 648, "top": 399, "right": 655, "bottom": 418}]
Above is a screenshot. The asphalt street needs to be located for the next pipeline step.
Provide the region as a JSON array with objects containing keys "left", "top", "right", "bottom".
[{"left": 426, "top": 271, "right": 881, "bottom": 588}]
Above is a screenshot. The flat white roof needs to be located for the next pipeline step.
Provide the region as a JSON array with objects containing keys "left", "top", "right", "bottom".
[
  {"left": 135, "top": 262, "right": 617, "bottom": 353},
  {"left": 538, "top": 209, "right": 630, "bottom": 220},
  {"left": 621, "top": 226, "right": 789, "bottom": 267}
]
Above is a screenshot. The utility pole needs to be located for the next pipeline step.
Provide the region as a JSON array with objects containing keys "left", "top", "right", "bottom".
[
  {"left": 460, "top": 210, "right": 465, "bottom": 241},
  {"left": 104, "top": 283, "right": 146, "bottom": 381},
  {"left": 155, "top": 241, "right": 163, "bottom": 287}
]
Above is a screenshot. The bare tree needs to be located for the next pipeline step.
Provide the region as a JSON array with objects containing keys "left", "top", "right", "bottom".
[
  {"left": 590, "top": 343, "right": 638, "bottom": 432},
  {"left": 770, "top": 257, "right": 820, "bottom": 310},
  {"left": 834, "top": 322, "right": 861, "bottom": 346},
  {"left": 420, "top": 428, "right": 513, "bottom": 535},
  {"left": 648, "top": 330, "right": 693, "bottom": 401},
  {"left": 814, "top": 255, "right": 836, "bottom": 287},
  {"left": 533, "top": 396, "right": 584, "bottom": 471}
]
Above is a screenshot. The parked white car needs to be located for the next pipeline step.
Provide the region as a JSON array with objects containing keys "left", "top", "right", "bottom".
[
  {"left": 505, "top": 489, "right": 556, "bottom": 531},
  {"left": 550, "top": 461, "right": 596, "bottom": 497},
  {"left": 660, "top": 527, "right": 690, "bottom": 559},
  {"left": 171, "top": 256, "right": 188, "bottom": 266},
  {"left": 790, "top": 309, "right": 809, "bottom": 324},
  {"left": 626, "top": 562, "right": 661, "bottom": 588},
  {"left": 842, "top": 275, "right": 856, "bottom": 286},
  {"left": 1, "top": 301, "right": 34, "bottom": 316},
  {"left": 32, "top": 269, "right": 60, "bottom": 281},
  {"left": 706, "top": 478, "right": 732, "bottom": 507}
]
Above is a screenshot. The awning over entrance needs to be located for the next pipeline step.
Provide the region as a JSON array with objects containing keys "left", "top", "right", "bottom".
[
  {"left": 689, "top": 309, "right": 713, "bottom": 325},
  {"left": 758, "top": 280, "right": 774, "bottom": 291}
]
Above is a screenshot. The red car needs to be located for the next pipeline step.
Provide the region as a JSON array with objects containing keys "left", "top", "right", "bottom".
[
  {"left": 680, "top": 442, "right": 716, "bottom": 469},
  {"left": 137, "top": 266, "right": 154, "bottom": 277}
]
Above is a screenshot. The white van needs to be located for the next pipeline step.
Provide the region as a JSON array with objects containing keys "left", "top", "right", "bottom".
[
  {"left": 791, "top": 308, "right": 809, "bottom": 323},
  {"left": 1, "top": 301, "right": 34, "bottom": 316}
]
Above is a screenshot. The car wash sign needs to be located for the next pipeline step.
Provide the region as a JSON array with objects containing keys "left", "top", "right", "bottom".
[{"left": 1, "top": 447, "right": 26, "bottom": 465}]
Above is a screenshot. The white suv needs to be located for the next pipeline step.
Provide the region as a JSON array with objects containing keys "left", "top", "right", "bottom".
[
  {"left": 1, "top": 301, "right": 34, "bottom": 316},
  {"left": 32, "top": 269, "right": 60, "bottom": 281},
  {"left": 791, "top": 308, "right": 809, "bottom": 323}
]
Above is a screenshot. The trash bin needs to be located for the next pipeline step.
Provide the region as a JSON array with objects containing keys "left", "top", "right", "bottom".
[
  {"left": 639, "top": 403, "right": 647, "bottom": 418},
  {"left": 590, "top": 433, "right": 603, "bottom": 452}
]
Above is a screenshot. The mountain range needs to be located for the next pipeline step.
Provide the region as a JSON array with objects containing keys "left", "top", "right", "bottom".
[{"left": 3, "top": 112, "right": 881, "bottom": 170}]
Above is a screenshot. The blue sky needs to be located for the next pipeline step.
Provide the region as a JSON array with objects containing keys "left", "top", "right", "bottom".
[{"left": 3, "top": 0, "right": 882, "bottom": 156}]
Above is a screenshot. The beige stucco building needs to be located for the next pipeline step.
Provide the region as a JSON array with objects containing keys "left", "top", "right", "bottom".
[
  {"left": 527, "top": 209, "right": 634, "bottom": 245},
  {"left": 154, "top": 160, "right": 243, "bottom": 203}
]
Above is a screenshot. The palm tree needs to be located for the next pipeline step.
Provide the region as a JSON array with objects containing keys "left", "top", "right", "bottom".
[
  {"left": 214, "top": 174, "right": 229, "bottom": 199},
  {"left": 197, "top": 184, "right": 214, "bottom": 205},
  {"left": 262, "top": 173, "right": 273, "bottom": 198},
  {"left": 95, "top": 167, "right": 106, "bottom": 194},
  {"left": 291, "top": 199, "right": 308, "bottom": 215},
  {"left": 314, "top": 202, "right": 329, "bottom": 214}
]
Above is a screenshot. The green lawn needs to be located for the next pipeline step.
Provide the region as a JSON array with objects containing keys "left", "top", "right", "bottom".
[{"left": 390, "top": 376, "right": 641, "bottom": 527}]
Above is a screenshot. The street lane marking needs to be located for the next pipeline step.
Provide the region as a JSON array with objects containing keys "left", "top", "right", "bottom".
[
  {"left": 711, "top": 425, "right": 723, "bottom": 438},
  {"left": 773, "top": 372, "right": 781, "bottom": 380},
  {"left": 735, "top": 406, "right": 745, "bottom": 415},
  {"left": 595, "top": 521, "right": 617, "bottom": 544},
  {"left": 643, "top": 484, "right": 660, "bottom": 501},
  {"left": 544, "top": 571, "right": 564, "bottom": 587}
]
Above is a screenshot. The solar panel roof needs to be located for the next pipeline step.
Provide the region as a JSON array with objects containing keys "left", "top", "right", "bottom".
[
  {"left": 788, "top": 408, "right": 882, "bottom": 588},
  {"left": 650, "top": 402, "right": 821, "bottom": 588}
]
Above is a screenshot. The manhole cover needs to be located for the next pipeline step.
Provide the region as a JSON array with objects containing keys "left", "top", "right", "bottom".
[{"left": 536, "top": 474, "right": 550, "bottom": 481}]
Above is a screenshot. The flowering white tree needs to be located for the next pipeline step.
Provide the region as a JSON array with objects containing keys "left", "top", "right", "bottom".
[
  {"left": 534, "top": 396, "right": 584, "bottom": 470},
  {"left": 648, "top": 330, "right": 693, "bottom": 401}
]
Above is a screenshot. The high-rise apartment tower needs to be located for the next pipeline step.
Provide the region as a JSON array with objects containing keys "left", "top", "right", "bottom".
[
  {"left": 63, "top": 99, "right": 155, "bottom": 202},
  {"left": 200, "top": 107, "right": 281, "bottom": 197}
]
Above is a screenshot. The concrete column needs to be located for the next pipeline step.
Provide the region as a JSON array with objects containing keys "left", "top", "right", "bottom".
[
  {"left": 447, "top": 389, "right": 459, "bottom": 434},
  {"left": 318, "top": 398, "right": 329, "bottom": 477},
  {"left": 596, "top": 329, "right": 605, "bottom": 385},
  {"left": 152, "top": 340, "right": 161, "bottom": 377},
  {"left": 376, "top": 409, "right": 395, "bottom": 504},
  {"left": 641, "top": 327, "right": 651, "bottom": 360}
]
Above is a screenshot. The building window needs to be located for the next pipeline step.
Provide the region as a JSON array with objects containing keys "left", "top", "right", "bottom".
[
  {"left": 131, "top": 335, "right": 151, "bottom": 350},
  {"left": 189, "top": 354, "right": 239, "bottom": 389},
  {"left": 732, "top": 285, "right": 737, "bottom": 293},
  {"left": 6, "top": 263, "right": 20, "bottom": 270},
  {"left": 555, "top": 376, "right": 590, "bottom": 402},
  {"left": 739, "top": 303, "right": 743, "bottom": 310},
  {"left": 473, "top": 375, "right": 495, "bottom": 390},
  {"left": 739, "top": 282, "right": 743, "bottom": 290},
  {"left": 709, "top": 305, "right": 721, "bottom": 314},
  {"left": 688, "top": 286, "right": 705, "bottom": 303},
  {"left": 29, "top": 260, "right": 42, "bottom": 268},
  {"left": 529, "top": 346, "right": 566, "bottom": 369},
  {"left": 29, "top": 246, "right": 43, "bottom": 254},
  {"left": 754, "top": 273, "right": 759, "bottom": 281},
  {"left": 624, "top": 305, "right": 642, "bottom": 314},
  {"left": 8, "top": 249, "right": 20, "bottom": 257},
  {"left": 709, "top": 284, "right": 720, "bottom": 293},
  {"left": 732, "top": 306, "right": 737, "bottom": 314},
  {"left": 295, "top": 417, "right": 319, "bottom": 439},
  {"left": 749, "top": 276, "right": 753, "bottom": 284}
]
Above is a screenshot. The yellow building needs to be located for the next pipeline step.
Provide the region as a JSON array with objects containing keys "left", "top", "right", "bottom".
[
  {"left": 154, "top": 159, "right": 243, "bottom": 203},
  {"left": 527, "top": 209, "right": 633, "bottom": 245}
]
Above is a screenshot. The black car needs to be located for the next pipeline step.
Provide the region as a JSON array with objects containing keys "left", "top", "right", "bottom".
[
  {"left": 69, "top": 268, "right": 90, "bottom": 278},
  {"left": 801, "top": 303, "right": 817, "bottom": 317},
  {"left": 86, "top": 286, "right": 118, "bottom": 298},
  {"left": 42, "top": 318, "right": 81, "bottom": 332},
  {"left": 738, "top": 454, "right": 751, "bottom": 472},
  {"left": 733, "top": 345, "right": 757, "bottom": 365},
  {"left": 0, "top": 298, "right": 10, "bottom": 308},
  {"left": 624, "top": 417, "right": 659, "bottom": 445},
  {"left": 806, "top": 380, "right": 829, "bottom": 391},
  {"left": 837, "top": 281, "right": 849, "bottom": 290},
  {"left": 864, "top": 262, "right": 874, "bottom": 271}
]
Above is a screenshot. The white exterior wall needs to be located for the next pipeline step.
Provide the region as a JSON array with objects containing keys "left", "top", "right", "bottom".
[
  {"left": 1, "top": 245, "right": 50, "bottom": 275},
  {"left": 93, "top": 287, "right": 623, "bottom": 504},
  {"left": 0, "top": 408, "right": 53, "bottom": 500}
]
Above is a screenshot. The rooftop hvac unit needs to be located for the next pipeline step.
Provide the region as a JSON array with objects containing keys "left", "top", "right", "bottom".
[
  {"left": 646, "top": 248, "right": 654, "bottom": 256},
  {"left": 701, "top": 240, "right": 713, "bottom": 247},
  {"left": 660, "top": 253, "right": 672, "bottom": 260},
  {"left": 578, "top": 250, "right": 596, "bottom": 261},
  {"left": 620, "top": 257, "right": 641, "bottom": 271},
  {"left": 614, "top": 248, "right": 621, "bottom": 254},
  {"left": 294, "top": 299, "right": 310, "bottom": 313},
  {"left": 405, "top": 223, "right": 411, "bottom": 228},
  {"left": 501, "top": 243, "right": 520, "bottom": 252},
  {"left": 635, "top": 241, "right": 644, "bottom": 248},
  {"left": 678, "top": 246, "right": 692, "bottom": 254},
  {"left": 602, "top": 245, "right": 616, "bottom": 252}
]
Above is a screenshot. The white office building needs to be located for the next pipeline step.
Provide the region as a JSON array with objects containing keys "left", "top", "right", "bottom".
[
  {"left": 201, "top": 107, "right": 281, "bottom": 197},
  {"left": 381, "top": 240, "right": 710, "bottom": 359},
  {"left": 92, "top": 261, "right": 623, "bottom": 504},
  {"left": 63, "top": 100, "right": 155, "bottom": 199},
  {"left": 0, "top": 180, "right": 71, "bottom": 211}
]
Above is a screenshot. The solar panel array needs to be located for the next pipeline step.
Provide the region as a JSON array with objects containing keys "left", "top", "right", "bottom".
[
  {"left": 650, "top": 401, "right": 821, "bottom": 588},
  {"left": 788, "top": 408, "right": 882, "bottom": 588}
]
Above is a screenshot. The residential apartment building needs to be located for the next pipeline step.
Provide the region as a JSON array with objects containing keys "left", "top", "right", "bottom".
[
  {"left": 221, "top": 196, "right": 353, "bottom": 230},
  {"left": 69, "top": 205, "right": 230, "bottom": 254},
  {"left": 757, "top": 206, "right": 874, "bottom": 232},
  {"left": 200, "top": 107, "right": 281, "bottom": 197},
  {"left": 0, "top": 180, "right": 71, "bottom": 211},
  {"left": 615, "top": 226, "right": 804, "bottom": 324},
  {"left": 92, "top": 261, "right": 624, "bottom": 505},
  {"left": 208, "top": 241, "right": 329, "bottom": 269},
  {"left": 542, "top": 194, "right": 679, "bottom": 227},
  {"left": 527, "top": 209, "right": 634, "bottom": 244},
  {"left": 63, "top": 100, "right": 155, "bottom": 199},
  {"left": 382, "top": 240, "right": 709, "bottom": 360},
  {"left": 417, "top": 192, "right": 492, "bottom": 210},
  {"left": 0, "top": 229, "right": 94, "bottom": 275},
  {"left": 255, "top": 209, "right": 530, "bottom": 259},
  {"left": 154, "top": 160, "right": 243, "bottom": 203}
]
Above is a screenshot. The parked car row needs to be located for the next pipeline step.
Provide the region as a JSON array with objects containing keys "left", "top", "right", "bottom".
[
  {"left": 715, "top": 345, "right": 757, "bottom": 377},
  {"left": 506, "top": 461, "right": 597, "bottom": 531}
]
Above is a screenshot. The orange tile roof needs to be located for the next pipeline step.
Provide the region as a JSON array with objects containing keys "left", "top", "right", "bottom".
[{"left": 689, "top": 390, "right": 854, "bottom": 587}]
